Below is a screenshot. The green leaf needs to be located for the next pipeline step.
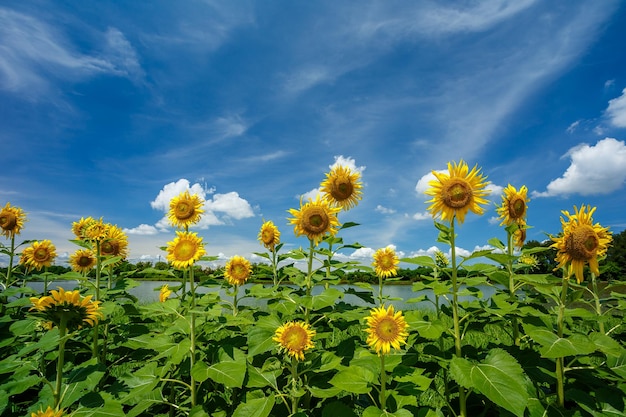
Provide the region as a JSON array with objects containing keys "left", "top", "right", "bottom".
[
  {"left": 62, "top": 359, "right": 106, "bottom": 408},
  {"left": 193, "top": 348, "right": 247, "bottom": 388},
  {"left": 400, "top": 256, "right": 436, "bottom": 268},
  {"left": 247, "top": 326, "right": 277, "bottom": 357},
  {"left": 322, "top": 401, "right": 358, "bottom": 417},
  {"left": 523, "top": 325, "right": 597, "bottom": 358},
  {"left": 363, "top": 407, "right": 413, "bottom": 417},
  {"left": 71, "top": 401, "right": 125, "bottom": 417},
  {"left": 312, "top": 287, "right": 344, "bottom": 310},
  {"left": 329, "top": 366, "right": 375, "bottom": 394},
  {"left": 404, "top": 311, "right": 446, "bottom": 340},
  {"left": 590, "top": 332, "right": 625, "bottom": 357},
  {"left": 449, "top": 348, "right": 528, "bottom": 416},
  {"left": 232, "top": 394, "right": 275, "bottom": 417},
  {"left": 246, "top": 363, "right": 280, "bottom": 389}
]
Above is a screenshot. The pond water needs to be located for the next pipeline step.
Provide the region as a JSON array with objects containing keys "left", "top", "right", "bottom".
[{"left": 23, "top": 279, "right": 499, "bottom": 311}]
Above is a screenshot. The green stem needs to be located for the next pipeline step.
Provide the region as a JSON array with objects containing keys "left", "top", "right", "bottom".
[
  {"left": 290, "top": 356, "right": 299, "bottom": 415},
  {"left": 93, "top": 240, "right": 101, "bottom": 361},
  {"left": 590, "top": 273, "right": 605, "bottom": 335},
  {"left": 326, "top": 241, "right": 333, "bottom": 280},
  {"left": 233, "top": 284, "right": 239, "bottom": 317},
  {"left": 449, "top": 219, "right": 467, "bottom": 417},
  {"left": 305, "top": 239, "right": 314, "bottom": 324},
  {"left": 507, "top": 231, "right": 520, "bottom": 346},
  {"left": 189, "top": 266, "right": 197, "bottom": 407},
  {"left": 380, "top": 354, "right": 387, "bottom": 411},
  {"left": 556, "top": 278, "right": 569, "bottom": 408},
  {"left": 5, "top": 235, "right": 15, "bottom": 287},
  {"left": 55, "top": 316, "right": 68, "bottom": 408},
  {"left": 271, "top": 248, "right": 278, "bottom": 286}
]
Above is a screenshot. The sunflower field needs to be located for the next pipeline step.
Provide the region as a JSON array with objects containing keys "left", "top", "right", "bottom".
[{"left": 0, "top": 160, "right": 625, "bottom": 417}]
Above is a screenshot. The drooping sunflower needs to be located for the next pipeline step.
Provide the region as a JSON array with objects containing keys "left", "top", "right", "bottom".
[
  {"left": 365, "top": 304, "right": 409, "bottom": 356},
  {"left": 30, "top": 287, "right": 103, "bottom": 331},
  {"left": 320, "top": 165, "right": 363, "bottom": 210},
  {"left": 258, "top": 220, "right": 280, "bottom": 250},
  {"left": 0, "top": 202, "right": 27, "bottom": 239},
  {"left": 512, "top": 220, "right": 527, "bottom": 249},
  {"left": 31, "top": 406, "right": 65, "bottom": 417},
  {"left": 159, "top": 284, "right": 172, "bottom": 302},
  {"left": 497, "top": 184, "right": 529, "bottom": 226},
  {"left": 166, "top": 231, "right": 206, "bottom": 270},
  {"left": 372, "top": 247, "right": 399, "bottom": 279},
  {"left": 551, "top": 205, "right": 612, "bottom": 284},
  {"left": 273, "top": 321, "right": 316, "bottom": 361},
  {"left": 224, "top": 255, "right": 252, "bottom": 286},
  {"left": 100, "top": 224, "right": 129, "bottom": 261},
  {"left": 84, "top": 217, "right": 108, "bottom": 241},
  {"left": 434, "top": 250, "right": 449, "bottom": 268},
  {"left": 69, "top": 249, "right": 97, "bottom": 274},
  {"left": 20, "top": 240, "right": 57, "bottom": 271},
  {"left": 168, "top": 191, "right": 204, "bottom": 229},
  {"left": 287, "top": 195, "right": 341, "bottom": 245},
  {"left": 425, "top": 160, "right": 490, "bottom": 225},
  {"left": 72, "top": 216, "right": 96, "bottom": 240}
]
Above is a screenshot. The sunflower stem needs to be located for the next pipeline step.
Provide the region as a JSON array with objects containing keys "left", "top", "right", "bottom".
[
  {"left": 5, "top": 234, "right": 15, "bottom": 287},
  {"left": 378, "top": 274, "right": 384, "bottom": 307},
  {"left": 233, "top": 284, "right": 239, "bottom": 317},
  {"left": 507, "top": 230, "right": 520, "bottom": 346},
  {"left": 305, "top": 239, "right": 314, "bottom": 324},
  {"left": 590, "top": 273, "right": 605, "bottom": 335},
  {"left": 556, "top": 277, "right": 569, "bottom": 408},
  {"left": 290, "top": 355, "right": 299, "bottom": 415},
  {"left": 189, "top": 265, "right": 197, "bottom": 407},
  {"left": 449, "top": 219, "right": 467, "bottom": 417},
  {"left": 93, "top": 240, "right": 101, "bottom": 362},
  {"left": 379, "top": 353, "right": 387, "bottom": 411},
  {"left": 271, "top": 247, "right": 279, "bottom": 286},
  {"left": 54, "top": 315, "right": 68, "bottom": 408}
]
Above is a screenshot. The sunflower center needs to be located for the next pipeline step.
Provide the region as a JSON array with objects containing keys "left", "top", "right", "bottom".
[
  {"left": 174, "top": 240, "right": 197, "bottom": 261},
  {"left": 442, "top": 180, "right": 471, "bottom": 209},
  {"left": 175, "top": 202, "right": 195, "bottom": 220},
  {"left": 77, "top": 255, "right": 93, "bottom": 267},
  {"left": 261, "top": 229, "right": 275, "bottom": 245},
  {"left": 0, "top": 212, "right": 17, "bottom": 230},
  {"left": 380, "top": 255, "right": 394, "bottom": 269},
  {"left": 34, "top": 248, "right": 51, "bottom": 262},
  {"left": 302, "top": 207, "right": 329, "bottom": 234},
  {"left": 566, "top": 225, "right": 599, "bottom": 261},
  {"left": 330, "top": 179, "right": 354, "bottom": 201},
  {"left": 283, "top": 326, "right": 307, "bottom": 350},
  {"left": 101, "top": 241, "right": 119, "bottom": 256},
  {"left": 508, "top": 196, "right": 526, "bottom": 220},
  {"left": 231, "top": 264, "right": 248, "bottom": 280},
  {"left": 375, "top": 317, "right": 399, "bottom": 342}
]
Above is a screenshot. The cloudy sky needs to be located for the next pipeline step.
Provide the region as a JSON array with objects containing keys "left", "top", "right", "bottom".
[{"left": 2, "top": 1, "right": 626, "bottom": 269}]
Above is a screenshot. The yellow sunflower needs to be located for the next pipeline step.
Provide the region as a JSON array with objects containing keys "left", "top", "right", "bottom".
[
  {"left": 168, "top": 191, "right": 204, "bottom": 229},
  {"left": 159, "top": 284, "right": 172, "bottom": 302},
  {"left": 69, "top": 249, "right": 97, "bottom": 274},
  {"left": 273, "top": 321, "right": 316, "bottom": 361},
  {"left": 372, "top": 247, "right": 399, "bottom": 279},
  {"left": 512, "top": 221, "right": 527, "bottom": 249},
  {"left": 518, "top": 254, "right": 539, "bottom": 270},
  {"left": 425, "top": 160, "right": 490, "bottom": 225},
  {"left": 434, "top": 250, "right": 449, "bottom": 268},
  {"left": 20, "top": 240, "right": 57, "bottom": 271},
  {"left": 287, "top": 195, "right": 341, "bottom": 245},
  {"left": 166, "top": 231, "right": 206, "bottom": 270},
  {"left": 30, "top": 287, "right": 103, "bottom": 331},
  {"left": 497, "top": 184, "right": 529, "bottom": 226},
  {"left": 551, "top": 205, "right": 612, "bottom": 284},
  {"left": 224, "top": 255, "right": 252, "bottom": 286},
  {"left": 0, "top": 202, "right": 27, "bottom": 239},
  {"left": 258, "top": 220, "right": 281, "bottom": 250},
  {"left": 320, "top": 165, "right": 363, "bottom": 210},
  {"left": 365, "top": 304, "right": 409, "bottom": 356},
  {"left": 71, "top": 216, "right": 96, "bottom": 239},
  {"left": 31, "top": 406, "right": 65, "bottom": 417},
  {"left": 100, "top": 224, "right": 129, "bottom": 261},
  {"left": 85, "top": 217, "right": 108, "bottom": 241}
]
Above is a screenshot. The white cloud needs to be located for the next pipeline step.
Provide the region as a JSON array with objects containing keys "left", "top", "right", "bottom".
[
  {"left": 567, "top": 120, "right": 580, "bottom": 134},
  {"left": 329, "top": 155, "right": 366, "bottom": 174},
  {"left": 123, "top": 224, "right": 159, "bottom": 235},
  {"left": 206, "top": 192, "right": 254, "bottom": 220},
  {"left": 415, "top": 170, "right": 443, "bottom": 198},
  {"left": 298, "top": 187, "right": 321, "bottom": 202},
  {"left": 412, "top": 211, "right": 431, "bottom": 221},
  {"left": 533, "top": 138, "right": 626, "bottom": 197},
  {"left": 605, "top": 88, "right": 626, "bottom": 128},
  {"left": 375, "top": 205, "right": 396, "bottom": 215},
  {"left": 150, "top": 179, "right": 209, "bottom": 211}
]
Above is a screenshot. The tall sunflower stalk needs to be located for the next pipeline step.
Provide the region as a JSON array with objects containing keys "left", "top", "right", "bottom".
[
  {"left": 372, "top": 247, "right": 399, "bottom": 306},
  {"left": 224, "top": 255, "right": 252, "bottom": 316},
  {"left": 257, "top": 221, "right": 281, "bottom": 286},
  {"left": 0, "top": 202, "right": 27, "bottom": 288},
  {"left": 424, "top": 160, "right": 490, "bottom": 417},
  {"left": 166, "top": 190, "right": 206, "bottom": 407},
  {"left": 550, "top": 204, "right": 612, "bottom": 407}
]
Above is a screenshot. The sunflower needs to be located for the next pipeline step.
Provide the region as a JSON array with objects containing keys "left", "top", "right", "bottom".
[
  {"left": 425, "top": 160, "right": 490, "bottom": 225},
  {"left": 85, "top": 217, "right": 108, "bottom": 241},
  {"left": 273, "top": 321, "right": 316, "bottom": 361},
  {"left": 100, "top": 224, "right": 129, "bottom": 261},
  {"left": 497, "top": 184, "right": 529, "bottom": 226},
  {"left": 551, "top": 205, "right": 612, "bottom": 284},
  {"left": 168, "top": 191, "right": 204, "bottom": 229},
  {"left": 31, "top": 406, "right": 65, "bottom": 417},
  {"left": 0, "top": 202, "right": 26, "bottom": 239},
  {"left": 20, "top": 240, "right": 57, "bottom": 271},
  {"left": 166, "top": 231, "right": 206, "bottom": 270},
  {"left": 320, "top": 165, "right": 363, "bottom": 210},
  {"left": 372, "top": 247, "right": 399, "bottom": 278},
  {"left": 517, "top": 254, "right": 539, "bottom": 270},
  {"left": 159, "top": 284, "right": 172, "bottom": 302},
  {"left": 287, "top": 195, "right": 341, "bottom": 245},
  {"left": 365, "top": 304, "right": 409, "bottom": 356},
  {"left": 71, "top": 216, "right": 96, "bottom": 240},
  {"left": 512, "top": 221, "right": 527, "bottom": 249},
  {"left": 224, "top": 255, "right": 252, "bottom": 286},
  {"left": 69, "top": 249, "right": 97, "bottom": 274},
  {"left": 258, "top": 220, "right": 281, "bottom": 250},
  {"left": 30, "top": 287, "right": 103, "bottom": 331},
  {"left": 434, "top": 250, "right": 449, "bottom": 268}
]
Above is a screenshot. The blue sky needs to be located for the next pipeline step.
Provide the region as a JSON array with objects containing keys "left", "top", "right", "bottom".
[{"left": 2, "top": 1, "right": 626, "bottom": 269}]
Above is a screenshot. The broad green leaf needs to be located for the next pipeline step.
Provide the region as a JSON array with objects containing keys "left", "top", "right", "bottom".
[
  {"left": 247, "top": 326, "right": 277, "bottom": 357},
  {"left": 400, "top": 256, "right": 436, "bottom": 268},
  {"left": 449, "top": 348, "right": 528, "bottom": 416},
  {"left": 606, "top": 352, "right": 626, "bottom": 378},
  {"left": 363, "top": 406, "right": 413, "bottom": 417},
  {"left": 392, "top": 366, "right": 433, "bottom": 393},
  {"left": 312, "top": 287, "right": 344, "bottom": 310},
  {"left": 193, "top": 348, "right": 247, "bottom": 388},
  {"left": 232, "top": 394, "right": 275, "bottom": 417},
  {"left": 590, "top": 332, "right": 624, "bottom": 357},
  {"left": 404, "top": 312, "right": 447, "bottom": 340},
  {"left": 120, "top": 362, "right": 160, "bottom": 403},
  {"left": 322, "top": 401, "right": 358, "bottom": 417},
  {"left": 329, "top": 367, "right": 375, "bottom": 394},
  {"left": 308, "top": 384, "right": 343, "bottom": 398},
  {"left": 153, "top": 338, "right": 191, "bottom": 365},
  {"left": 246, "top": 363, "right": 280, "bottom": 389},
  {"left": 71, "top": 400, "right": 125, "bottom": 417},
  {"left": 62, "top": 359, "right": 106, "bottom": 408},
  {"left": 523, "top": 325, "right": 597, "bottom": 358}
]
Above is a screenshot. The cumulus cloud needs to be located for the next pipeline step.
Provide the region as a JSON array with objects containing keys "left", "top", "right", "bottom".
[
  {"left": 375, "top": 205, "right": 396, "bottom": 215},
  {"left": 329, "top": 155, "right": 366, "bottom": 174},
  {"left": 146, "top": 178, "right": 254, "bottom": 230},
  {"left": 533, "top": 138, "right": 626, "bottom": 197},
  {"left": 123, "top": 224, "right": 159, "bottom": 235},
  {"left": 412, "top": 211, "right": 431, "bottom": 221},
  {"left": 605, "top": 88, "right": 626, "bottom": 128}
]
